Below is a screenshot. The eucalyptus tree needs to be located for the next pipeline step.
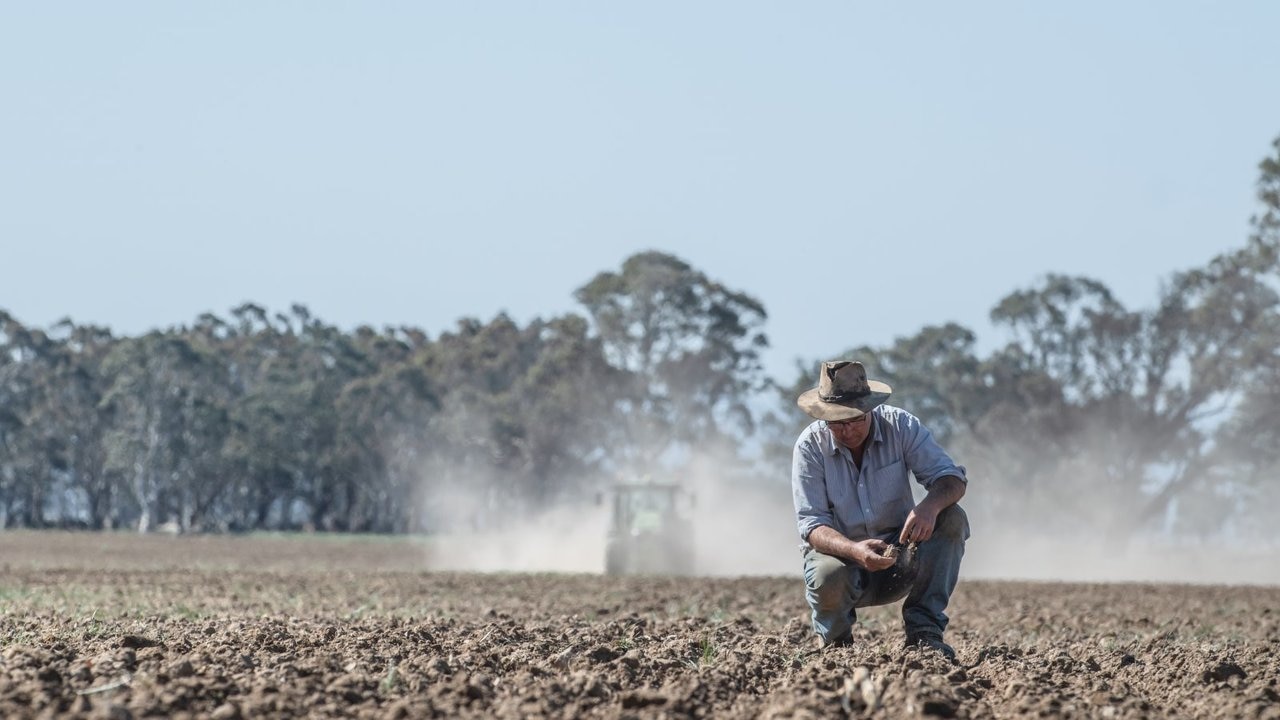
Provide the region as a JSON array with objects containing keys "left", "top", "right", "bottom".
[
  {"left": 42, "top": 321, "right": 119, "bottom": 528},
  {"left": 0, "top": 311, "right": 29, "bottom": 526},
  {"left": 0, "top": 312, "right": 52, "bottom": 527},
  {"left": 573, "top": 251, "right": 769, "bottom": 467},
  {"left": 419, "top": 315, "right": 525, "bottom": 528},
  {"left": 280, "top": 309, "right": 374, "bottom": 530},
  {"left": 1193, "top": 135, "right": 1280, "bottom": 535},
  {"left": 498, "top": 313, "right": 623, "bottom": 504},
  {"left": 101, "top": 331, "right": 232, "bottom": 532},
  {"left": 416, "top": 312, "right": 623, "bottom": 529},
  {"left": 328, "top": 324, "right": 438, "bottom": 532},
  {"left": 977, "top": 248, "right": 1279, "bottom": 537},
  {"left": 215, "top": 304, "right": 298, "bottom": 528},
  {"left": 967, "top": 156, "right": 1278, "bottom": 538}
]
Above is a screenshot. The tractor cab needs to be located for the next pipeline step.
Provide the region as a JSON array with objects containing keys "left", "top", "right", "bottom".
[{"left": 604, "top": 479, "right": 695, "bottom": 576}]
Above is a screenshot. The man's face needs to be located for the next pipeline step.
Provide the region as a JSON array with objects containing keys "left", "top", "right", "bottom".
[{"left": 827, "top": 412, "right": 873, "bottom": 449}]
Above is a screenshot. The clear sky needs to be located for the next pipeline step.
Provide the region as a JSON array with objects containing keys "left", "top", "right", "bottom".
[{"left": 3, "top": 2, "right": 1278, "bottom": 381}]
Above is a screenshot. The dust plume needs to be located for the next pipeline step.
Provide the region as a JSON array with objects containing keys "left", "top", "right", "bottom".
[
  {"left": 962, "top": 530, "right": 1280, "bottom": 586},
  {"left": 422, "top": 500, "right": 610, "bottom": 574},
  {"left": 416, "top": 459, "right": 1280, "bottom": 586},
  {"left": 415, "top": 444, "right": 804, "bottom": 578},
  {"left": 414, "top": 429, "right": 1280, "bottom": 585},
  {"left": 952, "top": 429, "right": 1280, "bottom": 586}
]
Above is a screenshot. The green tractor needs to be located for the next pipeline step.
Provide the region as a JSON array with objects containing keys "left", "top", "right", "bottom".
[{"left": 604, "top": 480, "right": 695, "bottom": 576}]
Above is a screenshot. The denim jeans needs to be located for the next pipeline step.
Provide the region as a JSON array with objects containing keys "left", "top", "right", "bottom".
[{"left": 803, "top": 504, "right": 969, "bottom": 645}]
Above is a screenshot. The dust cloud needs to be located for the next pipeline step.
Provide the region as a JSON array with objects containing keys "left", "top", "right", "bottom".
[
  {"left": 419, "top": 473, "right": 1280, "bottom": 586},
  {"left": 962, "top": 531, "right": 1280, "bottom": 586},
  {"left": 422, "top": 501, "right": 611, "bottom": 574},
  {"left": 686, "top": 475, "right": 802, "bottom": 577},
  {"left": 416, "top": 450, "right": 803, "bottom": 577},
  {"left": 416, "top": 455, "right": 1280, "bottom": 586}
]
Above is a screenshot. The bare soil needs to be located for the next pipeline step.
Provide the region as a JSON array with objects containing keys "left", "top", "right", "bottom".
[{"left": 1, "top": 531, "right": 1277, "bottom": 719}]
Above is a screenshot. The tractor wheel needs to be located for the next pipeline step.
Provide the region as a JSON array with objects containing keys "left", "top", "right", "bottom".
[{"left": 605, "top": 542, "right": 627, "bottom": 576}]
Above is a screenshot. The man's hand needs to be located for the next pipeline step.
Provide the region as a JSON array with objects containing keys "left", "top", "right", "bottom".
[
  {"left": 851, "top": 538, "right": 896, "bottom": 572},
  {"left": 899, "top": 504, "right": 939, "bottom": 544},
  {"left": 900, "top": 475, "right": 965, "bottom": 544},
  {"left": 808, "top": 526, "right": 897, "bottom": 572}
]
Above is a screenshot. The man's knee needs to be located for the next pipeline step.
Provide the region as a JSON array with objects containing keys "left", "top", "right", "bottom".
[
  {"left": 806, "top": 551, "right": 851, "bottom": 611},
  {"left": 933, "top": 505, "right": 970, "bottom": 543}
]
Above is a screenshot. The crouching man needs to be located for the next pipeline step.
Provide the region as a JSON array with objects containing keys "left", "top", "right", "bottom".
[{"left": 792, "top": 361, "right": 970, "bottom": 661}]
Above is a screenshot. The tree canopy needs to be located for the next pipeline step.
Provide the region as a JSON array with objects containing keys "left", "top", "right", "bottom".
[{"left": 2, "top": 137, "right": 1278, "bottom": 538}]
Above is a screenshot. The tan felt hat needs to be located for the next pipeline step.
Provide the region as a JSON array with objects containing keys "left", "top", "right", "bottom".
[{"left": 796, "top": 360, "right": 892, "bottom": 421}]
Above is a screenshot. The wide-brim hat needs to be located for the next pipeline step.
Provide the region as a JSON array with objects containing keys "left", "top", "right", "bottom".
[{"left": 796, "top": 360, "right": 892, "bottom": 421}]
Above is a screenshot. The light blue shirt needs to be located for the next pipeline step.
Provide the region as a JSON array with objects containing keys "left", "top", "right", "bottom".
[{"left": 791, "top": 404, "right": 966, "bottom": 548}]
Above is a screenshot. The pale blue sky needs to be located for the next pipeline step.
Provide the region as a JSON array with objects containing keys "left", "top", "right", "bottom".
[{"left": 3, "top": 2, "right": 1278, "bottom": 381}]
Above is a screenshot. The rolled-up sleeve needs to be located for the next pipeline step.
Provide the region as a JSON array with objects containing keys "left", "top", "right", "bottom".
[
  {"left": 792, "top": 432, "right": 832, "bottom": 542},
  {"left": 899, "top": 411, "right": 967, "bottom": 489}
]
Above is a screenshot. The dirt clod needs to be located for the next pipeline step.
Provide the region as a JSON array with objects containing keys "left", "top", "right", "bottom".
[
  {"left": 1203, "top": 661, "right": 1248, "bottom": 684},
  {"left": 118, "top": 636, "right": 160, "bottom": 650}
]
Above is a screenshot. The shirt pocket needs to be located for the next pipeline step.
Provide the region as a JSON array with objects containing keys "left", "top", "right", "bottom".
[
  {"left": 822, "top": 455, "right": 857, "bottom": 533},
  {"left": 869, "top": 459, "right": 912, "bottom": 520}
]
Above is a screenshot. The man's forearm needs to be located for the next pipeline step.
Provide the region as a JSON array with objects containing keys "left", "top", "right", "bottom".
[
  {"left": 920, "top": 475, "right": 965, "bottom": 512},
  {"left": 808, "top": 525, "right": 861, "bottom": 562},
  {"left": 809, "top": 525, "right": 895, "bottom": 572}
]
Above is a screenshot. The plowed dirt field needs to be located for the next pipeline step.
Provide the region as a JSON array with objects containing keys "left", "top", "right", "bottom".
[{"left": 1, "top": 531, "right": 1277, "bottom": 719}]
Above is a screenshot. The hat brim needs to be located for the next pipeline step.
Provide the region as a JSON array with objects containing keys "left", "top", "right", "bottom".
[{"left": 796, "top": 380, "right": 892, "bottom": 421}]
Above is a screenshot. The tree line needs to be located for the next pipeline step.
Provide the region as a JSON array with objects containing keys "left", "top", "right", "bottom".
[
  {"left": 3, "top": 137, "right": 1278, "bottom": 538},
  {"left": 0, "top": 252, "right": 767, "bottom": 534}
]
